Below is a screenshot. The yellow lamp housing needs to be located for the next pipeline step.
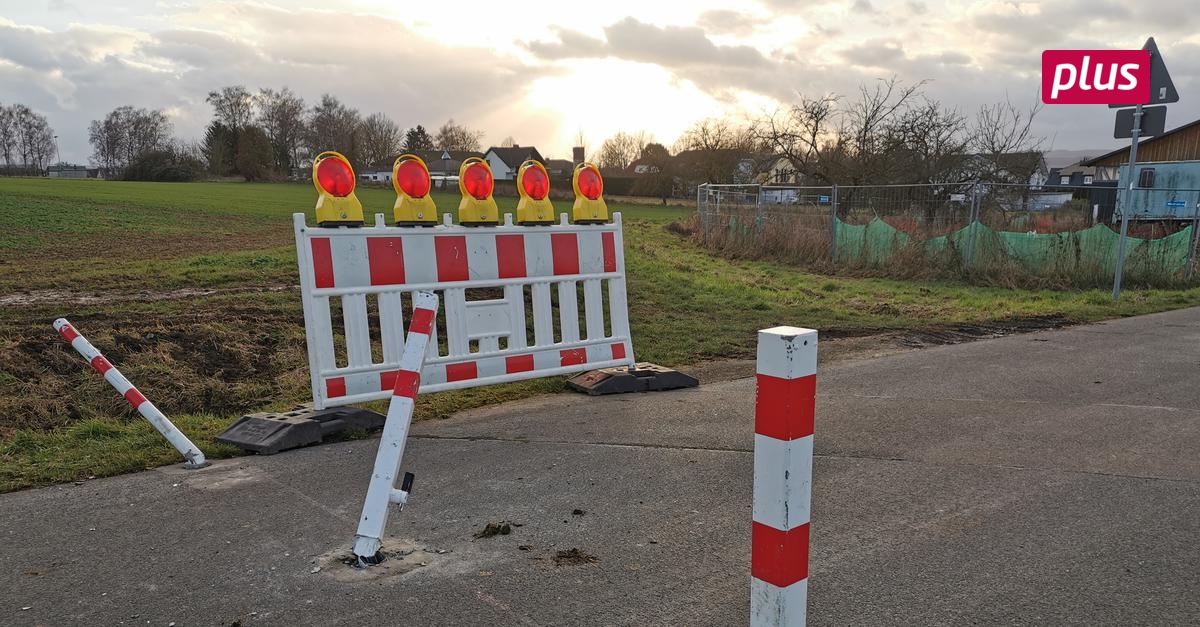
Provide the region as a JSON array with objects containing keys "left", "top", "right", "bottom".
[
  {"left": 515, "top": 159, "right": 554, "bottom": 225},
  {"left": 458, "top": 157, "right": 500, "bottom": 226},
  {"left": 392, "top": 154, "right": 438, "bottom": 226},
  {"left": 312, "top": 151, "right": 364, "bottom": 227},
  {"left": 571, "top": 162, "right": 609, "bottom": 224}
]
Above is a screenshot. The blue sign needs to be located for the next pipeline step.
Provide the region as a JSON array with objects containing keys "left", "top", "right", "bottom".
[
  {"left": 1166, "top": 200, "right": 1187, "bottom": 209},
  {"left": 818, "top": 195, "right": 830, "bottom": 204}
]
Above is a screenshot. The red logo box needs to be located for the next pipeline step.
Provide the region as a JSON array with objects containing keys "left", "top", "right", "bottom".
[{"left": 1042, "top": 50, "right": 1149, "bottom": 105}]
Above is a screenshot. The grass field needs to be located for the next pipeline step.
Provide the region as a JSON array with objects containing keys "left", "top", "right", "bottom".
[{"left": 4, "top": 177, "right": 1200, "bottom": 492}]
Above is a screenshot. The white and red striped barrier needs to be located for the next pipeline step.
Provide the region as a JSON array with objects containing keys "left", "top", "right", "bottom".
[
  {"left": 752, "top": 326, "right": 817, "bottom": 626},
  {"left": 294, "top": 212, "right": 634, "bottom": 409},
  {"left": 53, "top": 318, "right": 208, "bottom": 469},
  {"left": 352, "top": 290, "right": 439, "bottom": 563}
]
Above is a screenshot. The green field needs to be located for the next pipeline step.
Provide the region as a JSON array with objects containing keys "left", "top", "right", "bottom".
[{"left": 3, "top": 177, "right": 1200, "bottom": 491}]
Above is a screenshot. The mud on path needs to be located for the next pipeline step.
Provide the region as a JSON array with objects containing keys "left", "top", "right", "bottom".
[{"left": 0, "top": 285, "right": 295, "bottom": 308}]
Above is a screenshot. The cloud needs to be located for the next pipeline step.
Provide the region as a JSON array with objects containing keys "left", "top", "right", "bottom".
[{"left": 696, "top": 9, "right": 768, "bottom": 36}]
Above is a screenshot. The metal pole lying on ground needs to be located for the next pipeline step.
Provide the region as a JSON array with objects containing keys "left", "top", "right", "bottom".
[
  {"left": 53, "top": 318, "right": 208, "bottom": 469},
  {"left": 752, "top": 326, "right": 818, "bottom": 627},
  {"left": 353, "top": 290, "right": 440, "bottom": 565}
]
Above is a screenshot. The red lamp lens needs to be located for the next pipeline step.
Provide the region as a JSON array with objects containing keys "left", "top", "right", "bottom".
[
  {"left": 396, "top": 159, "right": 430, "bottom": 198},
  {"left": 521, "top": 166, "right": 549, "bottom": 200},
  {"left": 463, "top": 163, "right": 493, "bottom": 200},
  {"left": 578, "top": 167, "right": 603, "bottom": 200},
  {"left": 316, "top": 158, "right": 354, "bottom": 197}
]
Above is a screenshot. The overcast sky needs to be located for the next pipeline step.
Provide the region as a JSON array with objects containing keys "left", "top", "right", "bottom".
[{"left": 3, "top": 0, "right": 1198, "bottom": 164}]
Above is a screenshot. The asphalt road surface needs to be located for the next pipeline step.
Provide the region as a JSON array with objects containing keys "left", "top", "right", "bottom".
[{"left": 3, "top": 308, "right": 1198, "bottom": 625}]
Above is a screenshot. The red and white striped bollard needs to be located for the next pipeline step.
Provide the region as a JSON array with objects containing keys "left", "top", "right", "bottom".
[
  {"left": 53, "top": 318, "right": 208, "bottom": 469},
  {"left": 752, "top": 326, "right": 817, "bottom": 626},
  {"left": 353, "top": 290, "right": 439, "bottom": 564}
]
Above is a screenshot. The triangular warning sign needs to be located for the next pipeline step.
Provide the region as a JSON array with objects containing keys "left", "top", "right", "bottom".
[{"left": 1110, "top": 37, "right": 1179, "bottom": 107}]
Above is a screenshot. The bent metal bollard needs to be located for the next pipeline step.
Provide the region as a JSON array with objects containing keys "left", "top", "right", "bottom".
[
  {"left": 53, "top": 318, "right": 209, "bottom": 469},
  {"left": 752, "top": 326, "right": 817, "bottom": 626},
  {"left": 352, "top": 290, "right": 439, "bottom": 565}
]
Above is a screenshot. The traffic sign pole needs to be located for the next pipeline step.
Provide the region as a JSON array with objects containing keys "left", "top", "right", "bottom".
[{"left": 1112, "top": 103, "right": 1142, "bottom": 301}]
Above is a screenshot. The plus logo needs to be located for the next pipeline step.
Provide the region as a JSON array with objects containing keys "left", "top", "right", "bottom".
[{"left": 1042, "top": 50, "right": 1150, "bottom": 105}]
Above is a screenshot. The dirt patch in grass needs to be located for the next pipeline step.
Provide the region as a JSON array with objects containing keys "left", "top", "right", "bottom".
[{"left": 0, "top": 291, "right": 310, "bottom": 436}]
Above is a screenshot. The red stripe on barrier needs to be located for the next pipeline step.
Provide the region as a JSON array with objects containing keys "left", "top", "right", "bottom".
[
  {"left": 560, "top": 348, "right": 587, "bottom": 367},
  {"left": 446, "top": 362, "right": 478, "bottom": 382},
  {"left": 754, "top": 373, "right": 816, "bottom": 441},
  {"left": 89, "top": 355, "right": 113, "bottom": 375},
  {"left": 326, "top": 377, "right": 346, "bottom": 398},
  {"left": 435, "top": 235, "right": 469, "bottom": 282},
  {"left": 123, "top": 387, "right": 148, "bottom": 408},
  {"left": 496, "top": 234, "right": 527, "bottom": 278},
  {"left": 551, "top": 233, "right": 580, "bottom": 275},
  {"left": 391, "top": 369, "right": 420, "bottom": 398},
  {"left": 505, "top": 354, "right": 535, "bottom": 374},
  {"left": 380, "top": 369, "right": 397, "bottom": 392},
  {"left": 311, "top": 238, "right": 335, "bottom": 289},
  {"left": 751, "top": 521, "right": 810, "bottom": 588},
  {"left": 602, "top": 231, "right": 617, "bottom": 273},
  {"left": 58, "top": 324, "right": 79, "bottom": 343},
  {"left": 367, "top": 237, "right": 405, "bottom": 285},
  {"left": 409, "top": 307, "right": 435, "bottom": 336},
  {"left": 611, "top": 342, "right": 626, "bottom": 360}
]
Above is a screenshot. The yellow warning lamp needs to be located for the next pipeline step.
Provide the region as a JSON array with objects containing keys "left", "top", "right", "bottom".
[
  {"left": 392, "top": 154, "right": 438, "bottom": 226},
  {"left": 571, "top": 162, "right": 609, "bottom": 224},
  {"left": 458, "top": 157, "right": 500, "bottom": 226},
  {"left": 312, "top": 151, "right": 363, "bottom": 227},
  {"left": 515, "top": 159, "right": 554, "bottom": 225}
]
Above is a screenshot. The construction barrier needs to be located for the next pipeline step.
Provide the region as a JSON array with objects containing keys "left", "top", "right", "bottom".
[
  {"left": 293, "top": 211, "right": 635, "bottom": 409},
  {"left": 53, "top": 318, "right": 208, "bottom": 469},
  {"left": 752, "top": 326, "right": 817, "bottom": 626},
  {"left": 352, "top": 290, "right": 439, "bottom": 563}
]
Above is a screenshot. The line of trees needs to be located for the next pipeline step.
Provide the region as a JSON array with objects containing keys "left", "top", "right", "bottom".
[
  {"left": 199, "top": 85, "right": 485, "bottom": 181},
  {"left": 85, "top": 85, "right": 490, "bottom": 182},
  {"left": 0, "top": 104, "right": 57, "bottom": 175},
  {"left": 593, "top": 78, "right": 1046, "bottom": 195}
]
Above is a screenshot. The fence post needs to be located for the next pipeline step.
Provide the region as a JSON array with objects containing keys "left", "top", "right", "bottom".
[
  {"left": 353, "top": 290, "right": 440, "bottom": 565},
  {"left": 829, "top": 184, "right": 839, "bottom": 265},
  {"left": 964, "top": 187, "right": 980, "bottom": 269},
  {"left": 752, "top": 326, "right": 818, "bottom": 627}
]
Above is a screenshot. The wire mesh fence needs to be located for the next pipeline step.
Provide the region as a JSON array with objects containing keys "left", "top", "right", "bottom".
[{"left": 696, "top": 182, "right": 1200, "bottom": 288}]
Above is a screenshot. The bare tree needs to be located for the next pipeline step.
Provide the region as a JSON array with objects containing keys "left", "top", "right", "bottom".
[
  {"left": 500, "top": 135, "right": 516, "bottom": 148},
  {"left": 206, "top": 86, "right": 255, "bottom": 131},
  {"left": 970, "top": 94, "right": 1045, "bottom": 184},
  {"left": 88, "top": 106, "right": 171, "bottom": 177},
  {"left": 888, "top": 98, "right": 971, "bottom": 184},
  {"left": 0, "top": 105, "right": 14, "bottom": 167},
  {"left": 596, "top": 130, "right": 654, "bottom": 171},
  {"left": 434, "top": 119, "right": 484, "bottom": 152},
  {"left": 257, "top": 87, "right": 306, "bottom": 171},
  {"left": 306, "top": 94, "right": 363, "bottom": 165},
  {"left": 755, "top": 94, "right": 839, "bottom": 182},
  {"left": 674, "top": 117, "right": 758, "bottom": 185},
  {"left": 358, "top": 112, "right": 403, "bottom": 167}
]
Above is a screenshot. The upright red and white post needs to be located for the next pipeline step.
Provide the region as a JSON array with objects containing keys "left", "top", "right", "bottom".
[
  {"left": 353, "top": 290, "right": 439, "bottom": 565},
  {"left": 752, "top": 326, "right": 817, "bottom": 626},
  {"left": 53, "top": 318, "right": 208, "bottom": 469}
]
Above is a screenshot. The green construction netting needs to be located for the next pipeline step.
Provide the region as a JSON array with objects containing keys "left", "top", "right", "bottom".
[{"left": 830, "top": 217, "right": 1195, "bottom": 276}]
